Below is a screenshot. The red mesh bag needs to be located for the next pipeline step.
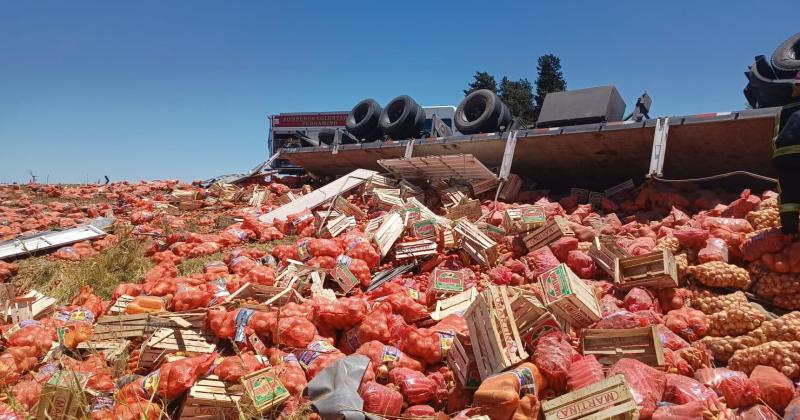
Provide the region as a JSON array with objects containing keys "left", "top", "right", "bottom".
[
  {"left": 694, "top": 367, "right": 747, "bottom": 394},
  {"left": 307, "top": 238, "right": 343, "bottom": 258},
  {"left": 652, "top": 401, "right": 706, "bottom": 420},
  {"left": 403, "top": 405, "right": 436, "bottom": 418},
  {"left": 7, "top": 324, "right": 55, "bottom": 356},
  {"left": 741, "top": 229, "right": 787, "bottom": 261},
  {"left": 592, "top": 310, "right": 652, "bottom": 329},
  {"left": 719, "top": 375, "right": 760, "bottom": 408},
  {"left": 242, "top": 265, "right": 275, "bottom": 285},
  {"left": 663, "top": 348, "right": 693, "bottom": 376},
  {"left": 295, "top": 339, "right": 345, "bottom": 380},
  {"left": 105, "top": 402, "right": 162, "bottom": 420},
  {"left": 173, "top": 285, "right": 213, "bottom": 311},
  {"left": 607, "top": 358, "right": 666, "bottom": 419},
  {"left": 656, "top": 324, "right": 690, "bottom": 350},
  {"left": 112, "top": 283, "right": 143, "bottom": 300},
  {"left": 268, "top": 350, "right": 308, "bottom": 395},
  {"left": 721, "top": 189, "right": 761, "bottom": 218},
  {"left": 549, "top": 236, "right": 579, "bottom": 261},
  {"left": 206, "top": 309, "right": 238, "bottom": 339},
  {"left": 599, "top": 294, "right": 622, "bottom": 315},
  {"left": 63, "top": 354, "right": 115, "bottom": 392},
  {"left": 0, "top": 354, "right": 20, "bottom": 387},
  {"left": 525, "top": 246, "right": 560, "bottom": 277},
  {"left": 658, "top": 288, "right": 692, "bottom": 312},
  {"left": 698, "top": 237, "right": 729, "bottom": 263},
  {"left": 308, "top": 256, "right": 336, "bottom": 269},
  {"left": 270, "top": 315, "right": 317, "bottom": 348},
  {"left": 399, "top": 327, "right": 455, "bottom": 366},
  {"left": 356, "top": 341, "right": 424, "bottom": 375},
  {"left": 143, "top": 263, "right": 177, "bottom": 283},
  {"left": 346, "top": 242, "right": 381, "bottom": 269},
  {"left": 360, "top": 381, "right": 403, "bottom": 417},
  {"left": 567, "top": 355, "right": 604, "bottom": 391},
  {"left": 567, "top": 250, "right": 597, "bottom": 278},
  {"left": 673, "top": 228, "right": 710, "bottom": 249},
  {"left": 156, "top": 352, "right": 217, "bottom": 400},
  {"left": 314, "top": 296, "right": 369, "bottom": 330},
  {"left": 381, "top": 292, "right": 428, "bottom": 323},
  {"left": 11, "top": 379, "right": 40, "bottom": 412},
  {"left": 663, "top": 373, "right": 718, "bottom": 405},
  {"left": 664, "top": 307, "right": 708, "bottom": 342},
  {"left": 213, "top": 353, "right": 264, "bottom": 383},
  {"left": 750, "top": 365, "right": 794, "bottom": 412},
  {"left": 271, "top": 244, "right": 298, "bottom": 261},
  {"left": 389, "top": 368, "right": 437, "bottom": 405},
  {"left": 625, "top": 237, "right": 657, "bottom": 256},
  {"left": 341, "top": 303, "right": 392, "bottom": 353},
  {"left": 622, "top": 287, "right": 657, "bottom": 312},
  {"left": 532, "top": 331, "right": 575, "bottom": 392},
  {"left": 737, "top": 405, "right": 780, "bottom": 420}
]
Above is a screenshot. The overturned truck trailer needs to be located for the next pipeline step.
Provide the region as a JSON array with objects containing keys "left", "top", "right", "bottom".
[{"left": 277, "top": 106, "right": 779, "bottom": 191}]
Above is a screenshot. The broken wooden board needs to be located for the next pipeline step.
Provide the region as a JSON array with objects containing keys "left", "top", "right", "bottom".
[
  {"left": 258, "top": 168, "right": 378, "bottom": 224},
  {"left": 394, "top": 239, "right": 438, "bottom": 260},
  {"left": 497, "top": 173, "right": 523, "bottom": 201},
  {"left": 225, "top": 282, "right": 303, "bottom": 309},
  {"left": 92, "top": 313, "right": 151, "bottom": 341},
  {"left": 108, "top": 294, "right": 134, "bottom": 315},
  {"left": 139, "top": 328, "right": 218, "bottom": 369},
  {"left": 333, "top": 196, "right": 367, "bottom": 220},
  {"left": 453, "top": 220, "right": 497, "bottom": 267},
  {"left": 445, "top": 198, "right": 482, "bottom": 222},
  {"left": 179, "top": 375, "right": 243, "bottom": 420},
  {"left": 377, "top": 154, "right": 495, "bottom": 181},
  {"left": 373, "top": 212, "right": 404, "bottom": 257},
  {"left": 431, "top": 287, "right": 478, "bottom": 321},
  {"left": 323, "top": 214, "right": 355, "bottom": 238}
]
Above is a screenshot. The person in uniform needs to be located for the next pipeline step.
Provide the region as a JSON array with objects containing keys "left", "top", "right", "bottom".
[{"left": 773, "top": 98, "right": 800, "bottom": 236}]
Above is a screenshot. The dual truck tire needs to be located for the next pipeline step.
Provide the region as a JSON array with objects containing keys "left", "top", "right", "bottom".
[{"left": 342, "top": 90, "right": 512, "bottom": 143}]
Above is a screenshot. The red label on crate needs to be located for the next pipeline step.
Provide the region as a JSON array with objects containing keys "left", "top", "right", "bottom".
[
  {"left": 555, "top": 389, "right": 622, "bottom": 419},
  {"left": 541, "top": 265, "right": 572, "bottom": 304},
  {"left": 521, "top": 206, "right": 546, "bottom": 224},
  {"left": 412, "top": 219, "right": 437, "bottom": 239},
  {"left": 431, "top": 269, "right": 465, "bottom": 293}
]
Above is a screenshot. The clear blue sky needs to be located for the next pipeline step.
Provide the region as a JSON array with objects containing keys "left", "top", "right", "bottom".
[{"left": 1, "top": 1, "right": 796, "bottom": 183}]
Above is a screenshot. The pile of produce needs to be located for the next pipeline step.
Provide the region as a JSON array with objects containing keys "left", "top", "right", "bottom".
[{"left": 0, "top": 174, "right": 799, "bottom": 419}]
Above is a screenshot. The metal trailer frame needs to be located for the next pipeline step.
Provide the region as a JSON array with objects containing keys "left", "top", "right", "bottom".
[{"left": 277, "top": 107, "right": 780, "bottom": 190}]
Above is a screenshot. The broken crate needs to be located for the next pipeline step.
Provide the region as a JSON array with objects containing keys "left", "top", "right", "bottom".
[
  {"left": 581, "top": 326, "right": 665, "bottom": 367},
  {"left": 614, "top": 248, "right": 678, "bottom": 290},
  {"left": 538, "top": 264, "right": 602, "bottom": 328},
  {"left": 542, "top": 374, "right": 639, "bottom": 420}
]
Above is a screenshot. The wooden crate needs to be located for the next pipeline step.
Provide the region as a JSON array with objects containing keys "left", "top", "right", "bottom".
[
  {"left": 239, "top": 367, "right": 290, "bottom": 414},
  {"left": 502, "top": 205, "right": 547, "bottom": 234},
  {"left": 92, "top": 313, "right": 150, "bottom": 341},
  {"left": 523, "top": 217, "right": 574, "bottom": 252},
  {"left": 372, "top": 190, "right": 404, "bottom": 210},
  {"left": 476, "top": 222, "right": 506, "bottom": 241},
  {"left": 447, "top": 333, "right": 481, "bottom": 389},
  {"left": 497, "top": 173, "right": 523, "bottom": 201},
  {"left": 538, "top": 264, "right": 602, "bottom": 328},
  {"left": 323, "top": 214, "right": 355, "bottom": 238},
  {"left": 412, "top": 218, "right": 438, "bottom": 240},
  {"left": 581, "top": 326, "right": 665, "bottom": 367},
  {"left": 364, "top": 175, "right": 398, "bottom": 192},
  {"left": 428, "top": 268, "right": 468, "bottom": 301},
  {"left": 16, "top": 290, "right": 55, "bottom": 320},
  {"left": 445, "top": 198, "right": 482, "bottom": 222},
  {"left": 509, "top": 288, "right": 549, "bottom": 334},
  {"left": 333, "top": 196, "right": 367, "bottom": 220},
  {"left": 519, "top": 311, "right": 568, "bottom": 349},
  {"left": 37, "top": 371, "right": 92, "bottom": 420},
  {"left": 138, "top": 328, "right": 218, "bottom": 369},
  {"left": 454, "top": 220, "right": 498, "bottom": 268},
  {"left": 108, "top": 294, "right": 134, "bottom": 315},
  {"left": 314, "top": 209, "right": 340, "bottom": 228},
  {"left": 469, "top": 178, "right": 500, "bottom": 196},
  {"left": 395, "top": 239, "right": 438, "bottom": 260},
  {"left": 588, "top": 238, "right": 631, "bottom": 277},
  {"left": 179, "top": 375, "right": 243, "bottom": 419},
  {"left": 150, "top": 311, "right": 208, "bottom": 330},
  {"left": 614, "top": 249, "right": 678, "bottom": 290},
  {"left": 225, "top": 282, "right": 302, "bottom": 309},
  {"left": 373, "top": 212, "right": 404, "bottom": 257},
  {"left": 569, "top": 187, "right": 590, "bottom": 204},
  {"left": 431, "top": 288, "right": 478, "bottom": 321},
  {"left": 442, "top": 186, "right": 471, "bottom": 207},
  {"left": 331, "top": 255, "right": 360, "bottom": 294},
  {"left": 77, "top": 339, "right": 131, "bottom": 365},
  {"left": 542, "top": 374, "right": 639, "bottom": 420},
  {"left": 464, "top": 286, "right": 529, "bottom": 379},
  {"left": 399, "top": 179, "right": 425, "bottom": 200}
]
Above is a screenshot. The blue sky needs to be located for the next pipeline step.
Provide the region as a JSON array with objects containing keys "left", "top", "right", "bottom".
[{"left": 1, "top": 1, "right": 796, "bottom": 183}]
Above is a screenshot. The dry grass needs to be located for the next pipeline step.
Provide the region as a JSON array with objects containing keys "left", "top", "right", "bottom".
[{"left": 12, "top": 234, "right": 152, "bottom": 302}]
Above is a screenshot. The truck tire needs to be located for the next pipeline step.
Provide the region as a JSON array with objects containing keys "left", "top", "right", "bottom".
[
  {"left": 379, "top": 95, "right": 425, "bottom": 139},
  {"left": 771, "top": 32, "right": 800, "bottom": 79},
  {"left": 318, "top": 128, "right": 336, "bottom": 144},
  {"left": 499, "top": 102, "right": 512, "bottom": 130},
  {"left": 347, "top": 99, "right": 382, "bottom": 140},
  {"left": 455, "top": 89, "right": 504, "bottom": 134}
]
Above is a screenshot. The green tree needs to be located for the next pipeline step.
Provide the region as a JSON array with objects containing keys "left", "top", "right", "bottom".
[
  {"left": 499, "top": 77, "right": 535, "bottom": 122},
  {"left": 534, "top": 54, "right": 567, "bottom": 118},
  {"left": 464, "top": 71, "right": 497, "bottom": 96}
]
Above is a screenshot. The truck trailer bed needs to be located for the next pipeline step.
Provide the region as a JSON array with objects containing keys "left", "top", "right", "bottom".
[{"left": 279, "top": 107, "right": 779, "bottom": 190}]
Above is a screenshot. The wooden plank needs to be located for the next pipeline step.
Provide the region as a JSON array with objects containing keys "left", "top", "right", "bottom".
[
  {"left": 258, "top": 168, "right": 378, "bottom": 223},
  {"left": 373, "top": 212, "right": 404, "bottom": 257},
  {"left": 542, "top": 374, "right": 639, "bottom": 420},
  {"left": 581, "top": 326, "right": 665, "bottom": 367},
  {"left": 614, "top": 249, "right": 678, "bottom": 290},
  {"left": 378, "top": 154, "right": 495, "bottom": 181}
]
